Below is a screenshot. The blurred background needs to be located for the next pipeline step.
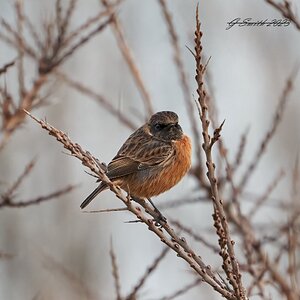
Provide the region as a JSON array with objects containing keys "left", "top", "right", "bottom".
[{"left": 0, "top": 0, "right": 300, "bottom": 299}]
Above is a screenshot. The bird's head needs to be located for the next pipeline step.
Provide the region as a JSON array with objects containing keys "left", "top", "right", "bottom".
[{"left": 148, "top": 111, "right": 183, "bottom": 141}]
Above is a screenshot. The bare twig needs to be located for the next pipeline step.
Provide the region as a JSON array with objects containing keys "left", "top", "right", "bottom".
[
  {"left": 39, "top": 14, "right": 114, "bottom": 73},
  {"left": 266, "top": 0, "right": 300, "bottom": 30},
  {"left": 159, "top": 195, "right": 209, "bottom": 210},
  {"left": 125, "top": 247, "right": 169, "bottom": 300},
  {"left": 0, "top": 59, "right": 15, "bottom": 75},
  {"left": 23, "top": 13, "right": 44, "bottom": 52},
  {"left": 248, "top": 169, "right": 285, "bottom": 218},
  {"left": 1, "top": 158, "right": 36, "bottom": 203},
  {"left": 1, "top": 18, "right": 38, "bottom": 59},
  {"left": 62, "top": 10, "right": 112, "bottom": 47},
  {"left": 110, "top": 239, "right": 122, "bottom": 300},
  {"left": 231, "top": 127, "right": 249, "bottom": 173},
  {"left": 0, "top": 74, "right": 47, "bottom": 150},
  {"left": 101, "top": 0, "right": 154, "bottom": 118},
  {"left": 156, "top": 278, "right": 202, "bottom": 300},
  {"left": 55, "top": 71, "right": 137, "bottom": 130},
  {"left": 239, "top": 70, "right": 297, "bottom": 191},
  {"left": 169, "top": 219, "right": 219, "bottom": 253},
  {"left": 287, "top": 156, "right": 300, "bottom": 293},
  {"left": 84, "top": 207, "right": 127, "bottom": 213},
  {"left": 15, "top": 0, "right": 25, "bottom": 100},
  {"left": 0, "top": 184, "right": 76, "bottom": 208},
  {"left": 193, "top": 5, "right": 246, "bottom": 298},
  {"left": 227, "top": 204, "right": 299, "bottom": 300},
  {"left": 43, "top": 253, "right": 96, "bottom": 299}
]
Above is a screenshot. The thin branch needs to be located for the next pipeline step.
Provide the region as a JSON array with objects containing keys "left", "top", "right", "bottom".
[
  {"left": 83, "top": 207, "right": 127, "bottom": 213},
  {"left": 125, "top": 247, "right": 169, "bottom": 300},
  {"left": 248, "top": 169, "right": 285, "bottom": 218},
  {"left": 39, "top": 14, "right": 114, "bottom": 73},
  {"left": 55, "top": 71, "right": 137, "bottom": 130},
  {"left": 169, "top": 219, "right": 219, "bottom": 253},
  {"left": 1, "top": 18, "right": 38, "bottom": 59},
  {"left": 110, "top": 239, "right": 122, "bottom": 300},
  {"left": 227, "top": 204, "right": 299, "bottom": 300},
  {"left": 193, "top": 5, "right": 246, "bottom": 298},
  {"left": 62, "top": 10, "right": 112, "bottom": 48},
  {"left": 287, "top": 156, "right": 300, "bottom": 293},
  {"left": 1, "top": 158, "right": 36, "bottom": 203},
  {"left": 156, "top": 278, "right": 202, "bottom": 300},
  {"left": 0, "top": 74, "right": 48, "bottom": 150},
  {"left": 0, "top": 184, "right": 76, "bottom": 208},
  {"left": 43, "top": 253, "right": 96, "bottom": 299},
  {"left": 0, "top": 59, "right": 15, "bottom": 75},
  {"left": 159, "top": 195, "right": 209, "bottom": 210},
  {"left": 15, "top": 0, "right": 26, "bottom": 101},
  {"left": 59, "top": 0, "right": 77, "bottom": 40},
  {"left": 101, "top": 0, "right": 154, "bottom": 118},
  {"left": 23, "top": 12, "right": 44, "bottom": 52},
  {"left": 231, "top": 127, "right": 249, "bottom": 173},
  {"left": 265, "top": 0, "right": 300, "bottom": 30},
  {"left": 239, "top": 70, "right": 297, "bottom": 191}
]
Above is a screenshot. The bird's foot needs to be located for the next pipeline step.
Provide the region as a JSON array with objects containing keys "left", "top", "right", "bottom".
[
  {"left": 146, "top": 197, "right": 167, "bottom": 226},
  {"left": 153, "top": 209, "right": 167, "bottom": 227}
]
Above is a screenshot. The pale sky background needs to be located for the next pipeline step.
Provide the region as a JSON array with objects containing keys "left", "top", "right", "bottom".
[{"left": 0, "top": 0, "right": 300, "bottom": 299}]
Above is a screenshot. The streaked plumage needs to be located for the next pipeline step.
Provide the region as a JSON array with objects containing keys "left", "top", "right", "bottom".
[{"left": 80, "top": 111, "right": 191, "bottom": 209}]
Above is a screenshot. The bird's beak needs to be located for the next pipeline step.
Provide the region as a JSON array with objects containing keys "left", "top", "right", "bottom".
[{"left": 169, "top": 123, "right": 182, "bottom": 134}]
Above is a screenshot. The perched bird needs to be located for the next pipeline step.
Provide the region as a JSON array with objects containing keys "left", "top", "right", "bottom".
[{"left": 80, "top": 111, "right": 191, "bottom": 219}]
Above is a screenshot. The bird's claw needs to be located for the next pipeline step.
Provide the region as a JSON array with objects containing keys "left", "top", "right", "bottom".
[{"left": 154, "top": 212, "right": 167, "bottom": 227}]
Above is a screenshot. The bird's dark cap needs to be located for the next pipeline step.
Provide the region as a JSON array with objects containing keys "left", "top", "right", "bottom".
[{"left": 149, "top": 111, "right": 178, "bottom": 125}]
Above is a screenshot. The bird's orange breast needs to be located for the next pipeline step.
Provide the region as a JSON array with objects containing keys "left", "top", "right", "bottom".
[
  {"left": 121, "top": 135, "right": 192, "bottom": 198},
  {"left": 158, "top": 134, "right": 192, "bottom": 191}
]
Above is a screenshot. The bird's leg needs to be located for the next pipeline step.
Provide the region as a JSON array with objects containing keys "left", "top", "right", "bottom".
[
  {"left": 147, "top": 198, "right": 167, "bottom": 225},
  {"left": 131, "top": 197, "right": 167, "bottom": 225},
  {"left": 131, "top": 197, "right": 145, "bottom": 206}
]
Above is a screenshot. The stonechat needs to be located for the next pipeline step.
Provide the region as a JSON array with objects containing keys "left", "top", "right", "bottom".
[{"left": 80, "top": 111, "right": 191, "bottom": 219}]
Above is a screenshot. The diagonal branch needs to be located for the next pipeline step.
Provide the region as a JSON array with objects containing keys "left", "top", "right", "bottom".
[
  {"left": 125, "top": 247, "right": 169, "bottom": 299},
  {"left": 1, "top": 158, "right": 36, "bottom": 203},
  {"left": 0, "top": 59, "right": 15, "bottom": 76},
  {"left": 25, "top": 110, "right": 238, "bottom": 300},
  {"left": 101, "top": 0, "right": 154, "bottom": 118},
  {"left": 266, "top": 0, "right": 300, "bottom": 30},
  {"left": 239, "top": 70, "right": 297, "bottom": 191},
  {"left": 55, "top": 71, "right": 137, "bottom": 130},
  {"left": 156, "top": 278, "right": 202, "bottom": 300}
]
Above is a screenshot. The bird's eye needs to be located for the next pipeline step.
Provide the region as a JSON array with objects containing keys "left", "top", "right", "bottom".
[{"left": 154, "top": 123, "right": 165, "bottom": 131}]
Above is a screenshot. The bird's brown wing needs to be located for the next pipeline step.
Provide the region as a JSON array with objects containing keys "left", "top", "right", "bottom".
[{"left": 106, "top": 130, "right": 174, "bottom": 180}]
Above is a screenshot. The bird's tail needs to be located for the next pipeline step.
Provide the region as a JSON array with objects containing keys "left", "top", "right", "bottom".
[{"left": 80, "top": 183, "right": 107, "bottom": 209}]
